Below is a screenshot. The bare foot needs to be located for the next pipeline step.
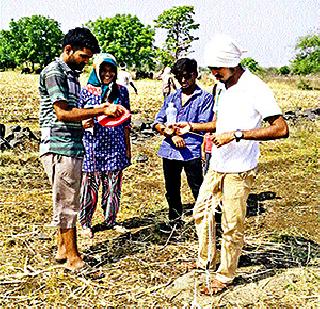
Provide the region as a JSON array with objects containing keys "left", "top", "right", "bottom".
[
  {"left": 55, "top": 246, "right": 67, "bottom": 261},
  {"left": 200, "top": 278, "right": 229, "bottom": 295},
  {"left": 66, "top": 256, "right": 85, "bottom": 271},
  {"left": 82, "top": 227, "right": 93, "bottom": 239},
  {"left": 184, "top": 261, "right": 205, "bottom": 271}
]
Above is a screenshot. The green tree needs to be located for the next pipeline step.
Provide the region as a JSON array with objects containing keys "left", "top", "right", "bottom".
[
  {"left": 154, "top": 6, "right": 199, "bottom": 61},
  {"left": 241, "top": 57, "right": 262, "bottom": 73},
  {"left": 291, "top": 33, "right": 320, "bottom": 75},
  {"left": 0, "top": 30, "right": 17, "bottom": 70},
  {"left": 7, "top": 15, "right": 63, "bottom": 70},
  {"left": 154, "top": 48, "right": 175, "bottom": 68},
  {"left": 87, "top": 14, "right": 155, "bottom": 70}
]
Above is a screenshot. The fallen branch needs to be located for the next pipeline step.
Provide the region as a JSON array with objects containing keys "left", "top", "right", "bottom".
[
  {"left": 0, "top": 280, "right": 24, "bottom": 285},
  {"left": 134, "top": 278, "right": 175, "bottom": 299},
  {"left": 160, "top": 226, "right": 176, "bottom": 250},
  {"left": 0, "top": 265, "right": 65, "bottom": 281}
]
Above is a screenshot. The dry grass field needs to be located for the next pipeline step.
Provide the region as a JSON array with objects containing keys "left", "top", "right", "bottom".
[{"left": 0, "top": 71, "right": 319, "bottom": 307}]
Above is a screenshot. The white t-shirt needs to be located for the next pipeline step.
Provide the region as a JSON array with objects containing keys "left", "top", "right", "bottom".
[
  {"left": 210, "top": 70, "right": 282, "bottom": 173},
  {"left": 117, "top": 70, "right": 132, "bottom": 88}
]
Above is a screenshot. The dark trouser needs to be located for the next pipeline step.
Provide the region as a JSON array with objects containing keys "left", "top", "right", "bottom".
[
  {"left": 203, "top": 152, "right": 212, "bottom": 175},
  {"left": 163, "top": 158, "right": 203, "bottom": 220}
]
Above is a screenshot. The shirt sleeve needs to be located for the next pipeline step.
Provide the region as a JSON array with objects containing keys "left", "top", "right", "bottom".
[
  {"left": 128, "top": 72, "right": 133, "bottom": 83},
  {"left": 254, "top": 84, "right": 282, "bottom": 119},
  {"left": 45, "top": 69, "right": 68, "bottom": 104},
  {"left": 154, "top": 98, "right": 169, "bottom": 125},
  {"left": 197, "top": 92, "right": 215, "bottom": 123}
]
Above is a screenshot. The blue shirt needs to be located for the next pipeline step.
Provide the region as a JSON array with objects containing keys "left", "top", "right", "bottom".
[
  {"left": 78, "top": 84, "right": 131, "bottom": 172},
  {"left": 154, "top": 86, "right": 214, "bottom": 161}
]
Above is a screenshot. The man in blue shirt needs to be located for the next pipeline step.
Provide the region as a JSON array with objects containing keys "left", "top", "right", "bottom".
[{"left": 153, "top": 58, "right": 214, "bottom": 229}]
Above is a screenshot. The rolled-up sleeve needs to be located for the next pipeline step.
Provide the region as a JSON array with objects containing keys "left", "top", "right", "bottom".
[
  {"left": 197, "top": 92, "right": 214, "bottom": 123},
  {"left": 153, "top": 98, "right": 168, "bottom": 128}
]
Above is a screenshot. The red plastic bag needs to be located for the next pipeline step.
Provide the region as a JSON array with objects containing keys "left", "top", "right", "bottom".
[{"left": 97, "top": 108, "right": 131, "bottom": 127}]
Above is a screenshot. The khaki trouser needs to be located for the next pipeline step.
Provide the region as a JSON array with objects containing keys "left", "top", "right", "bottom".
[
  {"left": 41, "top": 154, "right": 83, "bottom": 229},
  {"left": 193, "top": 168, "right": 256, "bottom": 284}
]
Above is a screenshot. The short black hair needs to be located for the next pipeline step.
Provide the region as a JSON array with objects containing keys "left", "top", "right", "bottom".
[
  {"left": 63, "top": 27, "right": 100, "bottom": 54},
  {"left": 172, "top": 58, "right": 197, "bottom": 76}
]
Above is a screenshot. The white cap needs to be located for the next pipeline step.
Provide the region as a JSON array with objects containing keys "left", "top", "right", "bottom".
[{"left": 204, "top": 34, "right": 246, "bottom": 68}]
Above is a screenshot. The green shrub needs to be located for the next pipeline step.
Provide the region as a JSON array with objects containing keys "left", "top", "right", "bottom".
[{"left": 278, "top": 66, "right": 291, "bottom": 75}]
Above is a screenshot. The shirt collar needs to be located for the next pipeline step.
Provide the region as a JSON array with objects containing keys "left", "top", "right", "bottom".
[
  {"left": 56, "top": 56, "right": 81, "bottom": 77},
  {"left": 217, "top": 69, "right": 248, "bottom": 92},
  {"left": 176, "top": 84, "right": 202, "bottom": 97}
]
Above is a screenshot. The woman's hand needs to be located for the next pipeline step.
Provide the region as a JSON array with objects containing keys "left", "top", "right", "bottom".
[{"left": 82, "top": 118, "right": 94, "bottom": 129}]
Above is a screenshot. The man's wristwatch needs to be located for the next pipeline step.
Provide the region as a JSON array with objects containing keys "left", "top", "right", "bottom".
[{"left": 234, "top": 129, "right": 244, "bottom": 142}]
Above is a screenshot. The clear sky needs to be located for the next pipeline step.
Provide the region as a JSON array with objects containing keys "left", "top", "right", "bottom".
[{"left": 0, "top": 0, "right": 319, "bottom": 67}]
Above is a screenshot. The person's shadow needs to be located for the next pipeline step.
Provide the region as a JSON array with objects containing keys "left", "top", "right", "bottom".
[
  {"left": 234, "top": 234, "right": 320, "bottom": 285},
  {"left": 84, "top": 189, "right": 319, "bottom": 286}
]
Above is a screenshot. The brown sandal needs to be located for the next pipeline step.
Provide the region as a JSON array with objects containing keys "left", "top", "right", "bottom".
[
  {"left": 200, "top": 278, "right": 229, "bottom": 295},
  {"left": 65, "top": 263, "right": 105, "bottom": 280}
]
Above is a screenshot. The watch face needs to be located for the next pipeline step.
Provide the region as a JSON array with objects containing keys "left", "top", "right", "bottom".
[{"left": 235, "top": 131, "right": 243, "bottom": 138}]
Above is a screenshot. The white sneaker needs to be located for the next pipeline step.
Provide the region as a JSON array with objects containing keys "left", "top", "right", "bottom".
[
  {"left": 43, "top": 222, "right": 58, "bottom": 229},
  {"left": 82, "top": 227, "right": 93, "bottom": 238},
  {"left": 113, "top": 224, "right": 127, "bottom": 233}
]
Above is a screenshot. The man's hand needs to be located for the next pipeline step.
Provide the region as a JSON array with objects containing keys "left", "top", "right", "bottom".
[
  {"left": 100, "top": 103, "right": 126, "bottom": 118},
  {"left": 211, "top": 132, "right": 234, "bottom": 148},
  {"left": 171, "top": 135, "right": 186, "bottom": 148},
  {"left": 82, "top": 118, "right": 94, "bottom": 129},
  {"left": 163, "top": 125, "right": 175, "bottom": 137},
  {"left": 173, "top": 122, "right": 191, "bottom": 135}
]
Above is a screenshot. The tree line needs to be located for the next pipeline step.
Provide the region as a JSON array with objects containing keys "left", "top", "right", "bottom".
[{"left": 0, "top": 6, "right": 318, "bottom": 75}]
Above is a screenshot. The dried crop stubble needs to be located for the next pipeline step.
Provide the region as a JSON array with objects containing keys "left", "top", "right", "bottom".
[{"left": 0, "top": 72, "right": 319, "bottom": 306}]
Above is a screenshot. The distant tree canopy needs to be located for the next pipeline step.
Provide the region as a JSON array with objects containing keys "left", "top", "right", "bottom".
[
  {"left": 241, "top": 57, "right": 262, "bottom": 73},
  {"left": 291, "top": 33, "right": 320, "bottom": 75},
  {"left": 0, "top": 15, "right": 63, "bottom": 70},
  {"left": 154, "top": 48, "right": 175, "bottom": 69},
  {"left": 0, "top": 30, "right": 16, "bottom": 70},
  {"left": 87, "top": 14, "right": 155, "bottom": 70},
  {"left": 154, "top": 6, "right": 199, "bottom": 65}
]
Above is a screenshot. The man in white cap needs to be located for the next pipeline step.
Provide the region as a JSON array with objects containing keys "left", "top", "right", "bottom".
[
  {"left": 176, "top": 34, "right": 289, "bottom": 294},
  {"left": 117, "top": 62, "right": 138, "bottom": 94}
]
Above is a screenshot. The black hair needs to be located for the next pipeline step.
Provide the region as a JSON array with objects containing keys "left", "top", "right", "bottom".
[
  {"left": 107, "top": 82, "right": 120, "bottom": 103},
  {"left": 171, "top": 58, "right": 197, "bottom": 76},
  {"left": 63, "top": 27, "right": 100, "bottom": 54}
]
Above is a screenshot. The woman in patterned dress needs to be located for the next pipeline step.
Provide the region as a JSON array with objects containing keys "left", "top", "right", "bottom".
[{"left": 78, "top": 53, "right": 131, "bottom": 238}]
